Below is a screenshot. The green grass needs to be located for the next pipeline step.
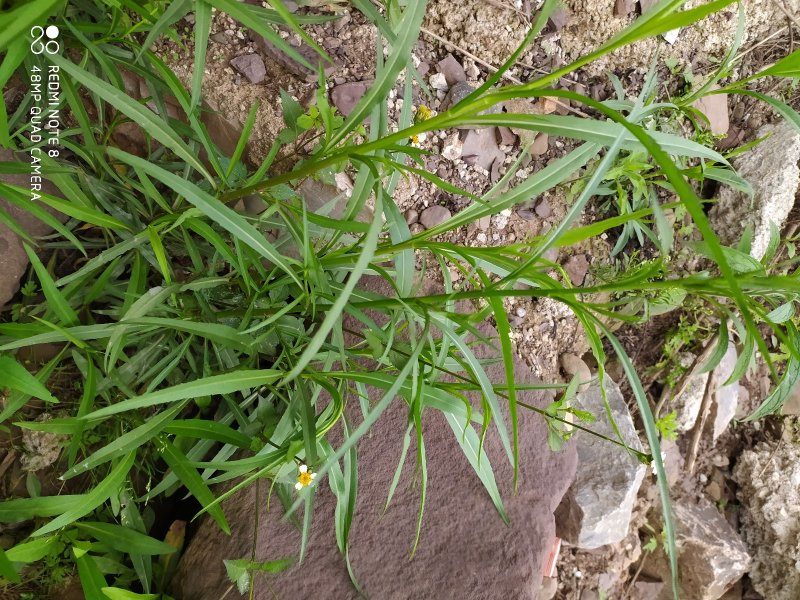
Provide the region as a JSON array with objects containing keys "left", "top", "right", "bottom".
[{"left": 1, "top": 0, "right": 799, "bottom": 598}]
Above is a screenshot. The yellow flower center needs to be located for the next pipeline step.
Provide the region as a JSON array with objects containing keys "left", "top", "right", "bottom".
[
  {"left": 416, "top": 105, "right": 432, "bottom": 122},
  {"left": 411, "top": 134, "right": 420, "bottom": 144},
  {"left": 297, "top": 471, "right": 313, "bottom": 487}
]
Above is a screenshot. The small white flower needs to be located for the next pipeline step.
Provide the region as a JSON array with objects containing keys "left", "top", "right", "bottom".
[
  {"left": 410, "top": 132, "right": 427, "bottom": 148},
  {"left": 295, "top": 464, "right": 316, "bottom": 490}
]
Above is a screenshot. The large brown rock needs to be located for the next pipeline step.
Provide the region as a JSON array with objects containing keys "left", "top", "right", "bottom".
[
  {"left": 0, "top": 148, "right": 66, "bottom": 309},
  {"left": 173, "top": 279, "right": 577, "bottom": 600}
]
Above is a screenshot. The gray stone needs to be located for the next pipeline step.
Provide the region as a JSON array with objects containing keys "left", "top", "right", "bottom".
[
  {"left": 0, "top": 149, "right": 67, "bottom": 309},
  {"left": 555, "top": 376, "right": 646, "bottom": 549},
  {"left": 733, "top": 442, "right": 800, "bottom": 600},
  {"left": 660, "top": 437, "right": 684, "bottom": 488},
  {"left": 504, "top": 99, "right": 542, "bottom": 149},
  {"left": 781, "top": 381, "right": 800, "bottom": 415},
  {"left": 496, "top": 126, "right": 517, "bottom": 146},
  {"left": 646, "top": 500, "right": 751, "bottom": 600},
  {"left": 709, "top": 120, "right": 800, "bottom": 260},
  {"left": 671, "top": 352, "right": 710, "bottom": 433},
  {"left": 437, "top": 53, "right": 467, "bottom": 87},
  {"left": 330, "top": 81, "right": 371, "bottom": 117},
  {"left": 615, "top": 0, "right": 636, "bottom": 16},
  {"left": 564, "top": 254, "right": 589, "bottom": 286},
  {"left": 441, "top": 132, "right": 463, "bottom": 161},
  {"left": 404, "top": 208, "right": 419, "bottom": 225},
  {"left": 173, "top": 276, "right": 577, "bottom": 600},
  {"left": 429, "top": 72, "right": 448, "bottom": 91},
  {"left": 560, "top": 353, "right": 591, "bottom": 392},
  {"left": 535, "top": 199, "right": 552, "bottom": 219},
  {"left": 461, "top": 128, "right": 503, "bottom": 171},
  {"left": 530, "top": 133, "right": 549, "bottom": 156},
  {"left": 230, "top": 53, "right": 266, "bottom": 84},
  {"left": 711, "top": 341, "right": 739, "bottom": 439},
  {"left": 632, "top": 581, "right": 665, "bottom": 600},
  {"left": 419, "top": 205, "right": 452, "bottom": 229},
  {"left": 255, "top": 33, "right": 335, "bottom": 83}
]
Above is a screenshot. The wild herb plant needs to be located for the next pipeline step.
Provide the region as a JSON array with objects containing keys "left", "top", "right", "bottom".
[{"left": 0, "top": 0, "right": 799, "bottom": 598}]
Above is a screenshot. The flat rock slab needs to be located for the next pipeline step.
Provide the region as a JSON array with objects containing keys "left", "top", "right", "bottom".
[
  {"left": 555, "top": 375, "right": 646, "bottom": 549},
  {"left": 174, "top": 277, "right": 577, "bottom": 600}
]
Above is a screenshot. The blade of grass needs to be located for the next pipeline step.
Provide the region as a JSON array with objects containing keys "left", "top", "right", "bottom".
[{"left": 33, "top": 452, "right": 136, "bottom": 537}]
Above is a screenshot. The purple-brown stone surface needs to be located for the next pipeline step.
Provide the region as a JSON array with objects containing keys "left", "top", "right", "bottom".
[{"left": 173, "top": 278, "right": 577, "bottom": 600}]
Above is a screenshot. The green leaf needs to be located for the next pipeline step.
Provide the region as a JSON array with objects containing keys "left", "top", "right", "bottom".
[
  {"left": 32, "top": 453, "right": 136, "bottom": 537},
  {"left": 159, "top": 438, "right": 230, "bottom": 533},
  {"left": 61, "top": 400, "right": 189, "bottom": 479},
  {"left": 766, "top": 302, "right": 795, "bottom": 324},
  {"left": 605, "top": 330, "right": 678, "bottom": 598},
  {"left": 223, "top": 558, "right": 293, "bottom": 595},
  {"left": 443, "top": 410, "right": 508, "bottom": 523},
  {"left": 190, "top": 1, "right": 212, "bottom": 114},
  {"left": 75, "top": 522, "right": 176, "bottom": 555},
  {"left": 24, "top": 244, "right": 80, "bottom": 326},
  {"left": 6, "top": 537, "right": 59, "bottom": 563},
  {"left": 692, "top": 242, "right": 764, "bottom": 274},
  {"left": 0, "top": 495, "right": 86, "bottom": 522},
  {"left": 748, "top": 325, "right": 800, "bottom": 419},
  {"left": 76, "top": 551, "right": 107, "bottom": 600},
  {"left": 697, "top": 324, "right": 729, "bottom": 374},
  {"left": 327, "top": 0, "right": 427, "bottom": 147},
  {"left": 44, "top": 54, "right": 213, "bottom": 185},
  {"left": 0, "top": 547, "right": 19, "bottom": 583},
  {"left": 164, "top": 419, "right": 252, "bottom": 448},
  {"left": 83, "top": 370, "right": 281, "bottom": 420},
  {"left": 139, "top": 0, "right": 192, "bottom": 57},
  {"left": 107, "top": 148, "right": 301, "bottom": 288},
  {"left": 0, "top": 0, "right": 62, "bottom": 54},
  {"left": 0, "top": 356, "right": 58, "bottom": 403},
  {"left": 101, "top": 589, "right": 160, "bottom": 600},
  {"left": 726, "top": 331, "right": 754, "bottom": 386}
]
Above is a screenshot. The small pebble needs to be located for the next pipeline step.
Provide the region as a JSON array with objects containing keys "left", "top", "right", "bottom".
[
  {"left": 419, "top": 205, "right": 452, "bottom": 229},
  {"left": 404, "top": 209, "right": 419, "bottom": 225},
  {"left": 429, "top": 72, "right": 449, "bottom": 91}
]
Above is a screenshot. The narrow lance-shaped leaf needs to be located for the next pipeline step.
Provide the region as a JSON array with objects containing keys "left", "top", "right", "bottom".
[{"left": 33, "top": 452, "right": 136, "bottom": 537}]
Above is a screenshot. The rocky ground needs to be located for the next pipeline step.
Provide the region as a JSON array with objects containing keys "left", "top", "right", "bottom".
[{"left": 2, "top": 0, "right": 800, "bottom": 599}]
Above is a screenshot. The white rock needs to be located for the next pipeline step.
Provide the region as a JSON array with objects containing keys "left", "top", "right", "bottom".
[
  {"left": 671, "top": 353, "right": 709, "bottom": 433},
  {"left": 710, "top": 120, "right": 800, "bottom": 260},
  {"left": 441, "top": 133, "right": 463, "bottom": 161},
  {"left": 712, "top": 341, "right": 739, "bottom": 439},
  {"left": 555, "top": 376, "right": 646, "bottom": 549},
  {"left": 335, "top": 172, "right": 354, "bottom": 198},
  {"left": 644, "top": 500, "right": 750, "bottom": 600},
  {"left": 429, "top": 72, "right": 448, "bottom": 91},
  {"left": 734, "top": 442, "right": 800, "bottom": 600}
]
